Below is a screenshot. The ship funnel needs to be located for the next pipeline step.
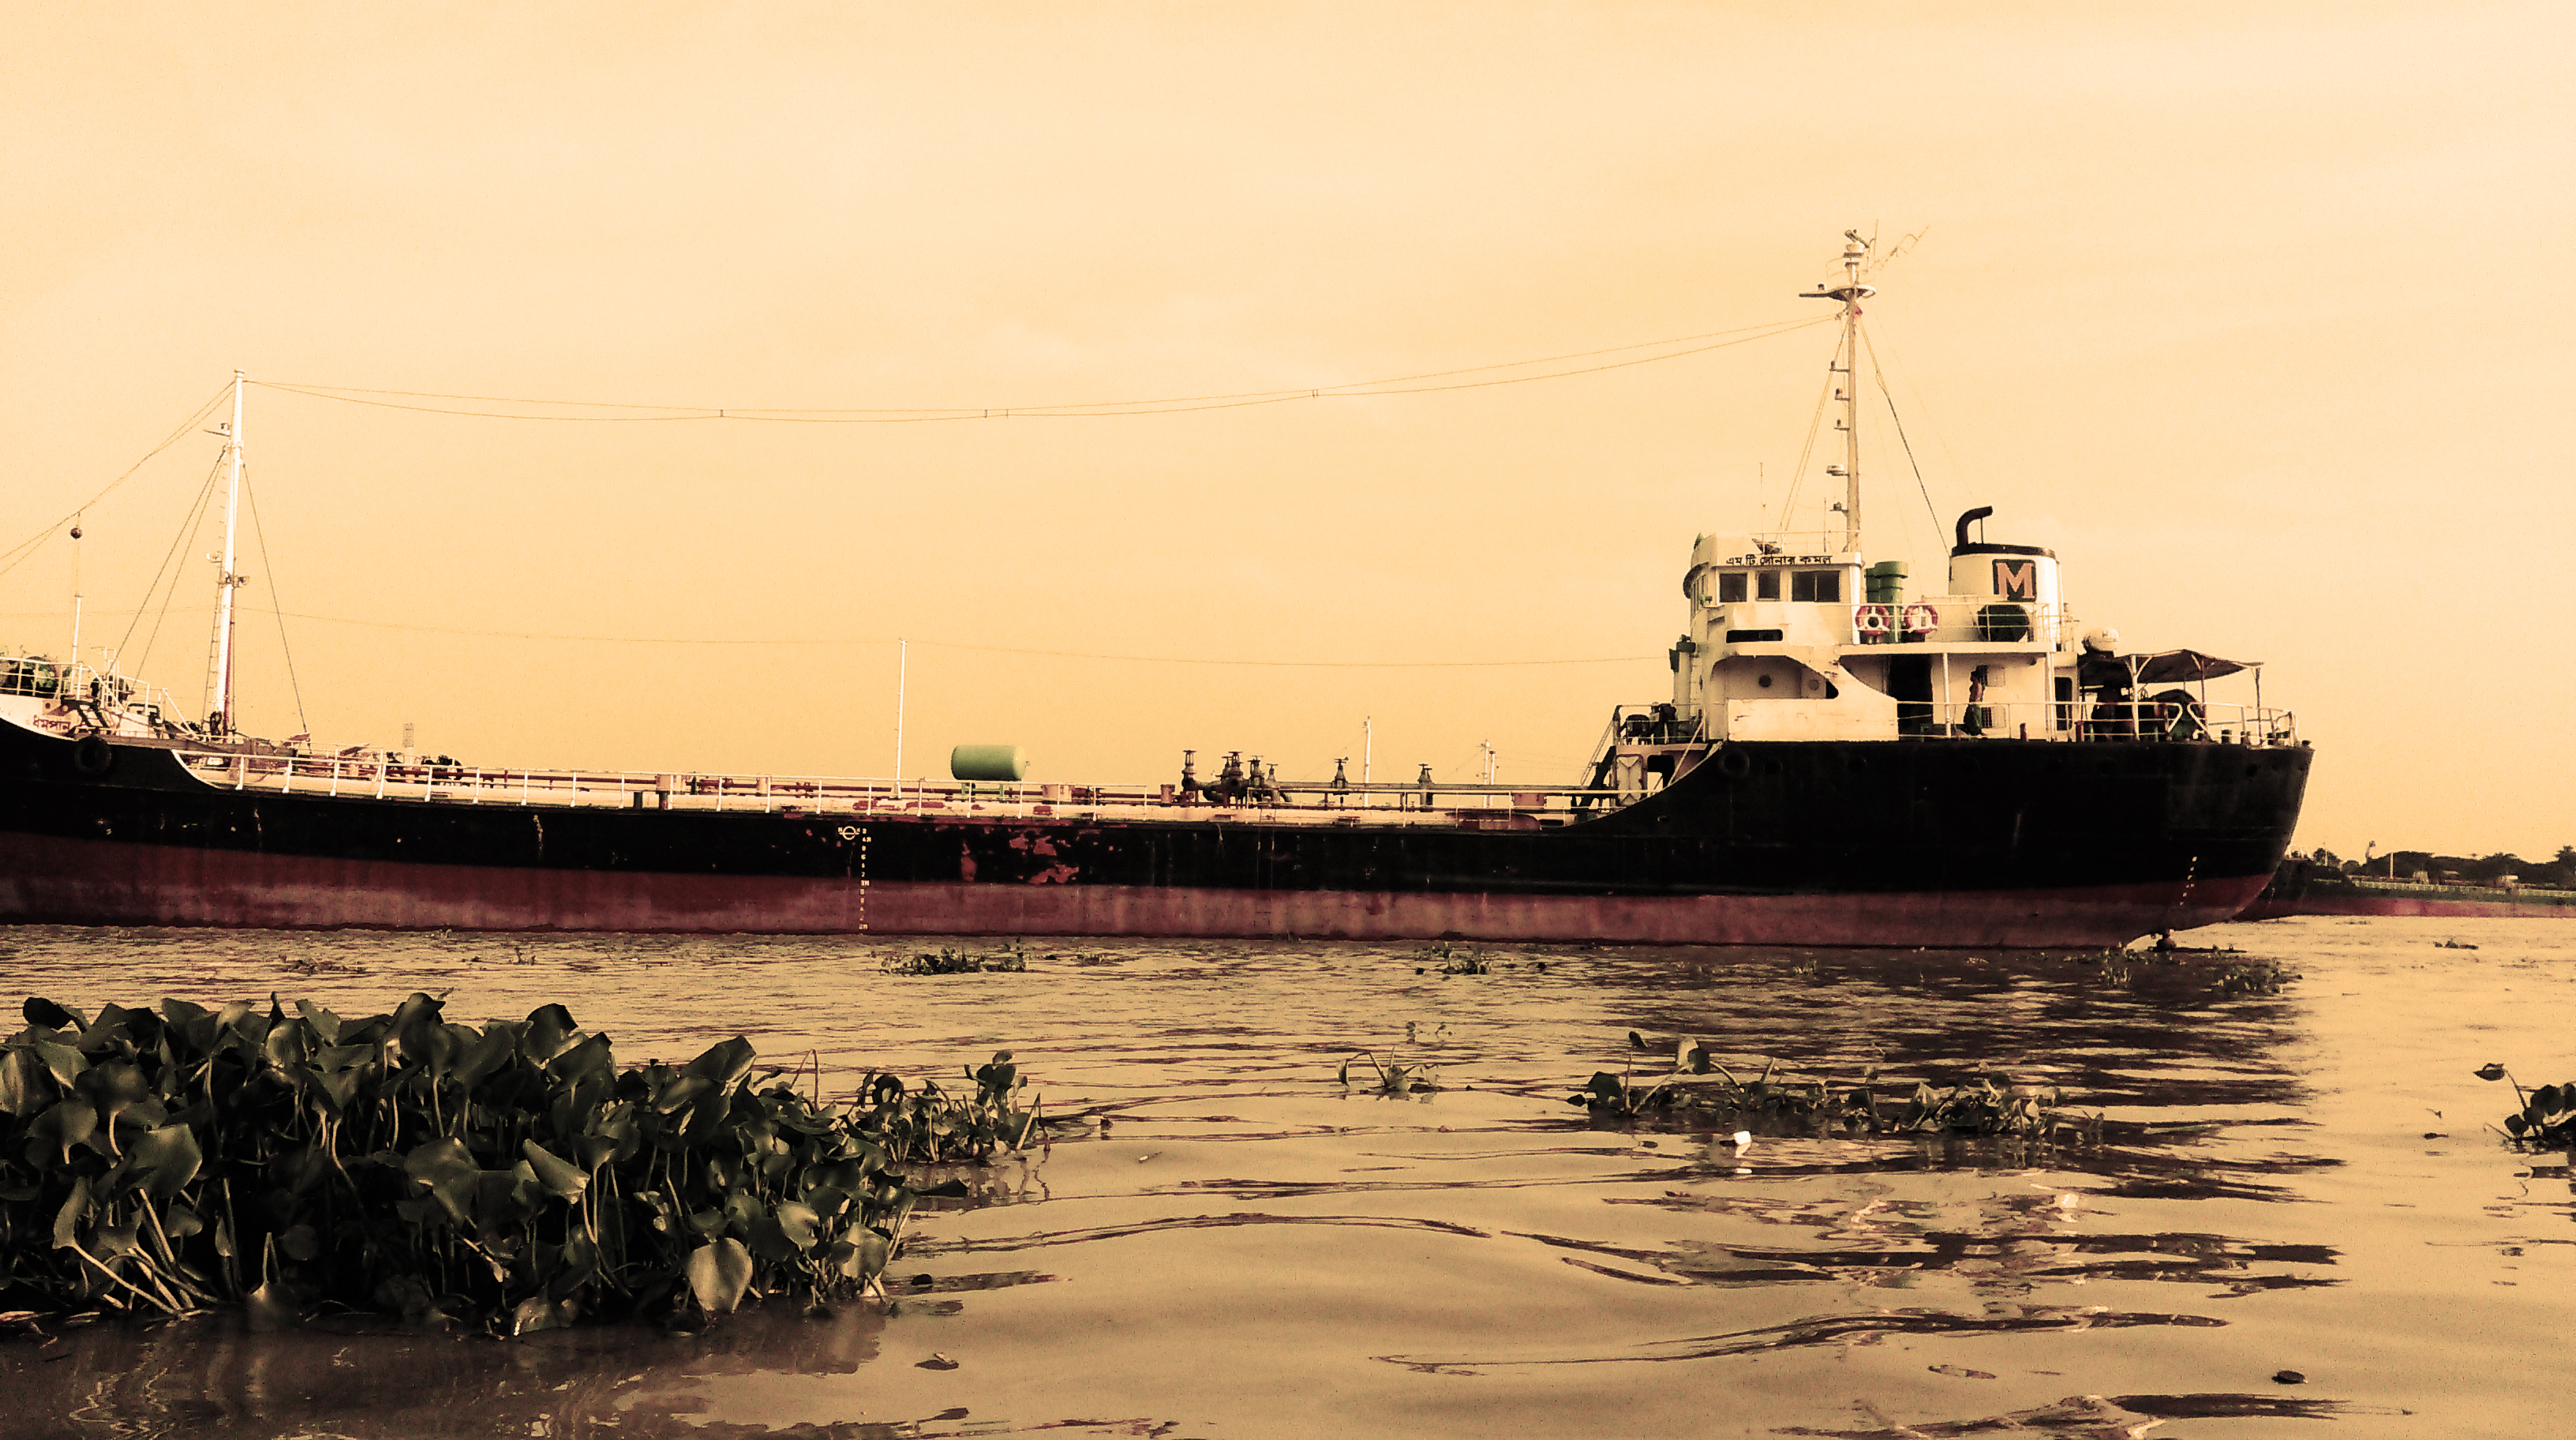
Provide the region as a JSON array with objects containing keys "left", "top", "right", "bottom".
[{"left": 1945, "top": 506, "right": 2060, "bottom": 611}]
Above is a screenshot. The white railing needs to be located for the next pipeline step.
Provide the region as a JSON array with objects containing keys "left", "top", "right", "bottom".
[
  {"left": 178, "top": 751, "right": 1623, "bottom": 827},
  {"left": 2, "top": 658, "right": 193, "bottom": 731},
  {"left": 1893, "top": 697, "right": 2297, "bottom": 745}
]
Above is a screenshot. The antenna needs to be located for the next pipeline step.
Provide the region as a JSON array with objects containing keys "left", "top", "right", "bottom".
[
  {"left": 206, "top": 370, "right": 248, "bottom": 734},
  {"left": 1800, "top": 234, "right": 1874, "bottom": 553}
]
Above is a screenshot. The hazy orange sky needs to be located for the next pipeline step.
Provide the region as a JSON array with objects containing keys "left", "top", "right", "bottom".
[{"left": 4, "top": 3, "right": 2569, "bottom": 861}]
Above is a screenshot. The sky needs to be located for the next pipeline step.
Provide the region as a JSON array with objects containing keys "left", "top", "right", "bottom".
[{"left": 2, "top": 2, "right": 2569, "bottom": 861}]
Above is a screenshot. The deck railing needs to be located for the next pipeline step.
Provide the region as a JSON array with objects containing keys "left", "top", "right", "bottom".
[
  {"left": 179, "top": 751, "right": 1623, "bottom": 825},
  {"left": 1891, "top": 697, "right": 2297, "bottom": 744},
  {"left": 166, "top": 699, "right": 2298, "bottom": 821}
]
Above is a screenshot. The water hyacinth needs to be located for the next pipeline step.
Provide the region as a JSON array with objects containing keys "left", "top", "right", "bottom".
[{"left": 0, "top": 995, "right": 1035, "bottom": 1334}]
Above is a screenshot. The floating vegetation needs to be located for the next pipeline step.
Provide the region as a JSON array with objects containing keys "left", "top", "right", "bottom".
[
  {"left": 1337, "top": 1051, "right": 1441, "bottom": 1095},
  {"left": 2215, "top": 962, "right": 2301, "bottom": 996},
  {"left": 0, "top": 994, "right": 1038, "bottom": 1334},
  {"left": 2477, "top": 1063, "right": 2576, "bottom": 1148},
  {"left": 1571, "top": 1037, "right": 2089, "bottom": 1139},
  {"left": 883, "top": 943, "right": 1028, "bottom": 976},
  {"left": 1883, "top": 1075, "right": 2092, "bottom": 1139},
  {"left": 1571, "top": 1048, "right": 1859, "bottom": 1123},
  {"left": 855, "top": 1053, "right": 1043, "bottom": 1164},
  {"left": 1409, "top": 942, "right": 1548, "bottom": 976},
  {"left": 2436, "top": 939, "right": 2481, "bottom": 951}
]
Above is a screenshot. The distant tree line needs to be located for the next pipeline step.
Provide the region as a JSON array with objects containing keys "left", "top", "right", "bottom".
[{"left": 2301, "top": 846, "right": 2576, "bottom": 889}]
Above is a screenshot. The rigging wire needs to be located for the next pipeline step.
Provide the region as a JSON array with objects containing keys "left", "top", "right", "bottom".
[
  {"left": 249, "top": 316, "right": 1833, "bottom": 423},
  {"left": 1859, "top": 320, "right": 1951, "bottom": 556},
  {"left": 227, "top": 606, "right": 1657, "bottom": 667},
  {"left": 260, "top": 317, "right": 1820, "bottom": 412},
  {"left": 242, "top": 473, "right": 310, "bottom": 736},
  {"left": 1776, "top": 326, "right": 1840, "bottom": 532},
  {"left": 118, "top": 454, "right": 226, "bottom": 684},
  {"left": 0, "top": 386, "right": 231, "bottom": 581}
]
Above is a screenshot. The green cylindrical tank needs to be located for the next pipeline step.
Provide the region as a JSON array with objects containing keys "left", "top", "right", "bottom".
[{"left": 949, "top": 744, "right": 1031, "bottom": 782}]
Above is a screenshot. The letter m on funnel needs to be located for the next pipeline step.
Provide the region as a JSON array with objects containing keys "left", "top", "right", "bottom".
[{"left": 1994, "top": 560, "right": 2038, "bottom": 600}]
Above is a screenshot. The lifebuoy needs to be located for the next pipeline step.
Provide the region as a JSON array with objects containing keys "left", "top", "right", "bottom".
[
  {"left": 70, "top": 734, "right": 113, "bottom": 778},
  {"left": 1716, "top": 747, "right": 1753, "bottom": 779},
  {"left": 1901, "top": 603, "right": 1939, "bottom": 635},
  {"left": 1852, "top": 604, "right": 1892, "bottom": 636}
]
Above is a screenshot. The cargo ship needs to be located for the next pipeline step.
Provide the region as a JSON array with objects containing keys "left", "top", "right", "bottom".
[{"left": 0, "top": 234, "right": 2310, "bottom": 946}]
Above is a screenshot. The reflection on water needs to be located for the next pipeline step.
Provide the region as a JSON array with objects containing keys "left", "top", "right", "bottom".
[{"left": 3, "top": 917, "right": 2572, "bottom": 1438}]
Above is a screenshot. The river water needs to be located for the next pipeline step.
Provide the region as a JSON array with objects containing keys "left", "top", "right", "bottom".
[{"left": 2, "top": 916, "right": 2570, "bottom": 1438}]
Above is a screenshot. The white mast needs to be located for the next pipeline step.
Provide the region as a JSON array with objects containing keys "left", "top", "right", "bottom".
[
  {"left": 209, "top": 369, "right": 246, "bottom": 733},
  {"left": 1803, "top": 232, "right": 1874, "bottom": 552}
]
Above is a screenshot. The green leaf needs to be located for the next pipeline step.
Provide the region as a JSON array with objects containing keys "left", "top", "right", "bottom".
[
  {"left": 32, "top": 1039, "right": 87, "bottom": 1088},
  {"left": 653, "top": 1074, "right": 717, "bottom": 1115},
  {"left": 773, "top": 1198, "right": 822, "bottom": 1250},
  {"left": 519, "top": 1139, "right": 590, "bottom": 1201},
  {"left": 39, "top": 1097, "right": 99, "bottom": 1161},
  {"left": 450, "top": 1022, "right": 519, "bottom": 1089},
  {"left": 263, "top": 1018, "right": 311, "bottom": 1071},
  {"left": 51, "top": 1175, "right": 91, "bottom": 1248},
  {"left": 124, "top": 1124, "right": 204, "bottom": 1202},
  {"left": 522, "top": 1004, "right": 578, "bottom": 1063},
  {"left": 683, "top": 1037, "right": 758, "bottom": 1093},
  {"left": 24, "top": 997, "right": 80, "bottom": 1031},
  {"left": 0, "top": 1047, "right": 52, "bottom": 1117},
  {"left": 295, "top": 1000, "right": 343, "bottom": 1047},
  {"left": 549, "top": 1032, "right": 615, "bottom": 1087},
  {"left": 685, "top": 1237, "right": 754, "bottom": 1314}
]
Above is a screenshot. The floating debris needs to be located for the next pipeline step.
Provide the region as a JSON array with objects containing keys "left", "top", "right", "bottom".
[
  {"left": 1338, "top": 1051, "right": 1441, "bottom": 1094},
  {"left": 884, "top": 943, "right": 1029, "bottom": 976},
  {"left": 2215, "top": 962, "right": 2301, "bottom": 996},
  {"left": 2478, "top": 1063, "right": 2576, "bottom": 1148}
]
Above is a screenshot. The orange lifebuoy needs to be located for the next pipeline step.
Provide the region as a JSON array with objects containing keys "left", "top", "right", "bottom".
[
  {"left": 1852, "top": 603, "right": 1892, "bottom": 636},
  {"left": 1901, "top": 603, "right": 1939, "bottom": 635}
]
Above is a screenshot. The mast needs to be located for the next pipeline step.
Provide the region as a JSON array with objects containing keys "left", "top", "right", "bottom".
[
  {"left": 1802, "top": 232, "right": 1874, "bottom": 552},
  {"left": 209, "top": 369, "right": 245, "bottom": 733}
]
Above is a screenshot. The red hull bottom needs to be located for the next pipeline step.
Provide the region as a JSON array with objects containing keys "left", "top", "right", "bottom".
[
  {"left": 0, "top": 833, "right": 2267, "bottom": 949},
  {"left": 2238, "top": 896, "right": 2576, "bottom": 921}
]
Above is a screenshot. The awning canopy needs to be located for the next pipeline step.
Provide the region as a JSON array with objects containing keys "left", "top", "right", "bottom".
[{"left": 2132, "top": 649, "right": 2258, "bottom": 684}]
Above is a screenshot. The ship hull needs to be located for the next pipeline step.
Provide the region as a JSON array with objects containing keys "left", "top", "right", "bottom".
[{"left": 0, "top": 722, "right": 2311, "bottom": 947}]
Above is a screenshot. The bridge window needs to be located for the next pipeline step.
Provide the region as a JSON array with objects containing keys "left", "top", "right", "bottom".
[
  {"left": 1756, "top": 570, "right": 1780, "bottom": 601},
  {"left": 1716, "top": 572, "right": 1747, "bottom": 603},
  {"left": 1791, "top": 570, "right": 1842, "bottom": 602}
]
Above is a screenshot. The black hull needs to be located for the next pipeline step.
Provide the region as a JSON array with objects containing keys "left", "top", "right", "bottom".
[{"left": 0, "top": 722, "right": 2310, "bottom": 947}]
